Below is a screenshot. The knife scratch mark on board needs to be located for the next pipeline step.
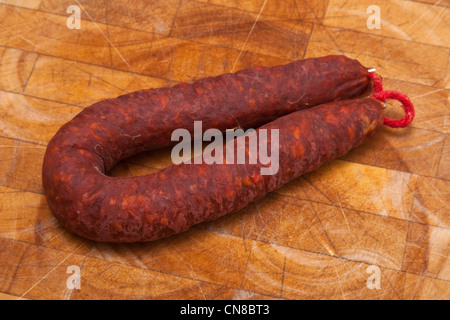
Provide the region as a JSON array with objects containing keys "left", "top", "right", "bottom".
[
  {"left": 408, "top": 0, "right": 442, "bottom": 31},
  {"left": 397, "top": 135, "right": 445, "bottom": 152},
  {"left": 74, "top": 0, "right": 132, "bottom": 70},
  {"left": 230, "top": 0, "right": 267, "bottom": 72},
  {"left": 423, "top": 5, "right": 447, "bottom": 42},
  {"left": 18, "top": 243, "right": 84, "bottom": 299},
  {"left": 336, "top": 193, "right": 351, "bottom": 232},
  {"left": 410, "top": 88, "right": 445, "bottom": 100}
]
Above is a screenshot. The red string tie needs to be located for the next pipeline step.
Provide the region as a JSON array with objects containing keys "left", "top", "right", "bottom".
[{"left": 368, "top": 71, "right": 415, "bottom": 128}]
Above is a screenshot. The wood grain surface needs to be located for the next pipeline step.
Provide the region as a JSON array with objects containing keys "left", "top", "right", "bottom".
[{"left": 0, "top": 0, "right": 449, "bottom": 300}]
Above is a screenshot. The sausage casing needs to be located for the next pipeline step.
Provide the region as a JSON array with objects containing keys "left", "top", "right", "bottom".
[{"left": 42, "top": 55, "right": 379, "bottom": 242}]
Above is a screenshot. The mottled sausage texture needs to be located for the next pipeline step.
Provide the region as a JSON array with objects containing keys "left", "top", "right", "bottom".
[{"left": 42, "top": 55, "right": 382, "bottom": 242}]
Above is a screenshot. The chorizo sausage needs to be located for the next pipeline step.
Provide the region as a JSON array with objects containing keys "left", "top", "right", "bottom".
[{"left": 42, "top": 55, "right": 380, "bottom": 242}]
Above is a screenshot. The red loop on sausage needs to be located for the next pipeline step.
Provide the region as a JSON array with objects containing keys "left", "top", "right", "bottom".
[
  {"left": 372, "top": 90, "right": 415, "bottom": 128},
  {"left": 368, "top": 71, "right": 415, "bottom": 128}
]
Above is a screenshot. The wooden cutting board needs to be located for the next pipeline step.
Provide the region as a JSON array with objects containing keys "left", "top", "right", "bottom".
[{"left": 0, "top": 0, "right": 448, "bottom": 300}]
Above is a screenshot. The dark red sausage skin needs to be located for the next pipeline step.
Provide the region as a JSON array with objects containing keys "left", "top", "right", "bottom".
[{"left": 42, "top": 55, "right": 380, "bottom": 242}]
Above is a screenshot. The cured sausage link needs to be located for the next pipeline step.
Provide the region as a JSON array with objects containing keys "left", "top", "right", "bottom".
[
  {"left": 43, "top": 96, "right": 384, "bottom": 242},
  {"left": 42, "top": 55, "right": 376, "bottom": 242}
]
